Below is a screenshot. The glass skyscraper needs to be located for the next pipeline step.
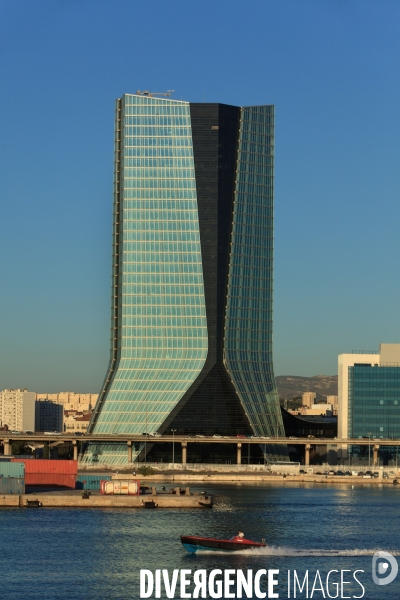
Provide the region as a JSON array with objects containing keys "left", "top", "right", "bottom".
[{"left": 82, "top": 93, "right": 284, "bottom": 465}]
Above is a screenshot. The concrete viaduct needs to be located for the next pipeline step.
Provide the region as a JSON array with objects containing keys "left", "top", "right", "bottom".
[{"left": 1, "top": 434, "right": 397, "bottom": 466}]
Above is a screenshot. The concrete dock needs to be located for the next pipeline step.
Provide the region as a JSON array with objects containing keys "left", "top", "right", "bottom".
[{"left": 0, "top": 487, "right": 213, "bottom": 508}]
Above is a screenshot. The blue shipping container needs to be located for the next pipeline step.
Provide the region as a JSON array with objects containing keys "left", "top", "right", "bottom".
[
  {"left": 0, "top": 462, "right": 25, "bottom": 478},
  {"left": 0, "top": 478, "right": 25, "bottom": 494},
  {"left": 76, "top": 475, "right": 111, "bottom": 490}
]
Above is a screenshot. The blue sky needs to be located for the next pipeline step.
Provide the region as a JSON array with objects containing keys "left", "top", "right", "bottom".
[{"left": 1, "top": 0, "right": 399, "bottom": 392}]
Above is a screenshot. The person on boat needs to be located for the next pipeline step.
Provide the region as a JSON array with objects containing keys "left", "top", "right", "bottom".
[{"left": 230, "top": 531, "right": 245, "bottom": 541}]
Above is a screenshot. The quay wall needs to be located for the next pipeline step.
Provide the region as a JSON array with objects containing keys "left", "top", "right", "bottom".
[
  {"left": 135, "top": 473, "right": 400, "bottom": 485},
  {"left": 19, "top": 494, "right": 211, "bottom": 508},
  {"left": 0, "top": 492, "right": 212, "bottom": 508}
]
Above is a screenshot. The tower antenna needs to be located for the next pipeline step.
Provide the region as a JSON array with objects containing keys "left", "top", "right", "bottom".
[{"left": 136, "top": 90, "right": 175, "bottom": 98}]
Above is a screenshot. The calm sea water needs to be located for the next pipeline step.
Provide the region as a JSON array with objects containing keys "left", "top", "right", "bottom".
[{"left": 1, "top": 482, "right": 399, "bottom": 599}]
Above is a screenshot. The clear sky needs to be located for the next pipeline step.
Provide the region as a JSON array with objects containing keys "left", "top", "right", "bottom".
[{"left": 1, "top": 0, "right": 399, "bottom": 392}]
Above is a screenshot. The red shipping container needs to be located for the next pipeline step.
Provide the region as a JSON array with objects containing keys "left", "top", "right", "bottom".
[
  {"left": 24, "top": 473, "right": 76, "bottom": 488},
  {"left": 11, "top": 459, "right": 77, "bottom": 475}
]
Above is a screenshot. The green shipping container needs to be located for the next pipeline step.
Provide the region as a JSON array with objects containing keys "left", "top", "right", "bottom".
[
  {"left": 0, "top": 462, "right": 25, "bottom": 478},
  {"left": 0, "top": 478, "right": 25, "bottom": 494},
  {"left": 76, "top": 475, "right": 111, "bottom": 490}
]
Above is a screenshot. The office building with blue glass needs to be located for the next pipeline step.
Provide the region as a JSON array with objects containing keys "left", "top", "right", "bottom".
[
  {"left": 338, "top": 344, "right": 400, "bottom": 463},
  {"left": 82, "top": 93, "right": 284, "bottom": 465}
]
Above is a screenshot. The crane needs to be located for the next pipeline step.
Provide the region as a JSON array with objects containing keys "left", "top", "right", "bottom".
[{"left": 136, "top": 90, "right": 175, "bottom": 97}]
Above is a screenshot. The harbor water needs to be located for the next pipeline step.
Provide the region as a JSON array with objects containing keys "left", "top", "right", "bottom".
[{"left": 0, "top": 482, "right": 399, "bottom": 599}]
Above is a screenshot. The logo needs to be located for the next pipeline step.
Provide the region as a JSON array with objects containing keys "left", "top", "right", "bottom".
[{"left": 372, "top": 551, "right": 398, "bottom": 586}]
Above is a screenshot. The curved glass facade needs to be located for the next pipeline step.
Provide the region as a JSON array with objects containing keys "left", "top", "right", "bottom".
[
  {"left": 224, "top": 106, "right": 284, "bottom": 436},
  {"left": 82, "top": 95, "right": 208, "bottom": 465}
]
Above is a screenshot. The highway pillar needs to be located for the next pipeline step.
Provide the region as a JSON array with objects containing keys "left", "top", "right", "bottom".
[
  {"left": 305, "top": 444, "right": 311, "bottom": 466},
  {"left": 72, "top": 441, "right": 78, "bottom": 461},
  {"left": 237, "top": 443, "right": 242, "bottom": 465},
  {"left": 181, "top": 441, "right": 187, "bottom": 465},
  {"left": 3, "top": 439, "right": 12, "bottom": 456},
  {"left": 373, "top": 444, "right": 379, "bottom": 466},
  {"left": 127, "top": 441, "right": 133, "bottom": 463}
]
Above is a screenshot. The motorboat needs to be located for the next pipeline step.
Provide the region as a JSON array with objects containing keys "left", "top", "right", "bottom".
[{"left": 181, "top": 533, "right": 266, "bottom": 553}]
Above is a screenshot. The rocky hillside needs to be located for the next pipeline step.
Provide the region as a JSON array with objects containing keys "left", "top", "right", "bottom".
[{"left": 275, "top": 375, "right": 338, "bottom": 402}]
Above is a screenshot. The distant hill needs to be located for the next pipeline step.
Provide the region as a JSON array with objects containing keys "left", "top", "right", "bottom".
[{"left": 275, "top": 375, "right": 338, "bottom": 401}]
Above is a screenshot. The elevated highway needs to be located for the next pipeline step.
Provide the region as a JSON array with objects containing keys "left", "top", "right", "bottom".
[{"left": 1, "top": 433, "right": 398, "bottom": 465}]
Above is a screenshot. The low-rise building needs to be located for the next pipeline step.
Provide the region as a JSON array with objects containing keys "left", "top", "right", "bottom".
[
  {"left": 302, "top": 403, "right": 333, "bottom": 416},
  {"left": 289, "top": 403, "right": 333, "bottom": 417},
  {"left": 64, "top": 411, "right": 92, "bottom": 434}
]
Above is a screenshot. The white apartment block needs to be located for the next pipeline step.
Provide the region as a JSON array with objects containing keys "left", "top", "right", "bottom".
[
  {"left": 35, "top": 392, "right": 98, "bottom": 412},
  {"left": 0, "top": 389, "right": 35, "bottom": 431},
  {"left": 302, "top": 392, "right": 316, "bottom": 408},
  {"left": 326, "top": 395, "right": 338, "bottom": 407}
]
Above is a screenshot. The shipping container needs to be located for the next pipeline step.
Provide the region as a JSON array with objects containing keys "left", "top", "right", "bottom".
[
  {"left": 12, "top": 459, "right": 77, "bottom": 475},
  {"left": 76, "top": 475, "right": 112, "bottom": 490},
  {"left": 25, "top": 473, "right": 76, "bottom": 488},
  {"left": 0, "top": 462, "right": 25, "bottom": 478},
  {"left": 0, "top": 477, "right": 25, "bottom": 494},
  {"left": 100, "top": 480, "right": 140, "bottom": 495}
]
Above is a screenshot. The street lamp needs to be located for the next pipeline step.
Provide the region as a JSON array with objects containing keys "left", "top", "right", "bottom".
[
  {"left": 171, "top": 429, "right": 177, "bottom": 476},
  {"left": 368, "top": 432, "right": 371, "bottom": 468}
]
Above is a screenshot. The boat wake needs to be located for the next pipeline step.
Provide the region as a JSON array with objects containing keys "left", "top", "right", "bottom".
[{"left": 197, "top": 545, "right": 400, "bottom": 557}]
